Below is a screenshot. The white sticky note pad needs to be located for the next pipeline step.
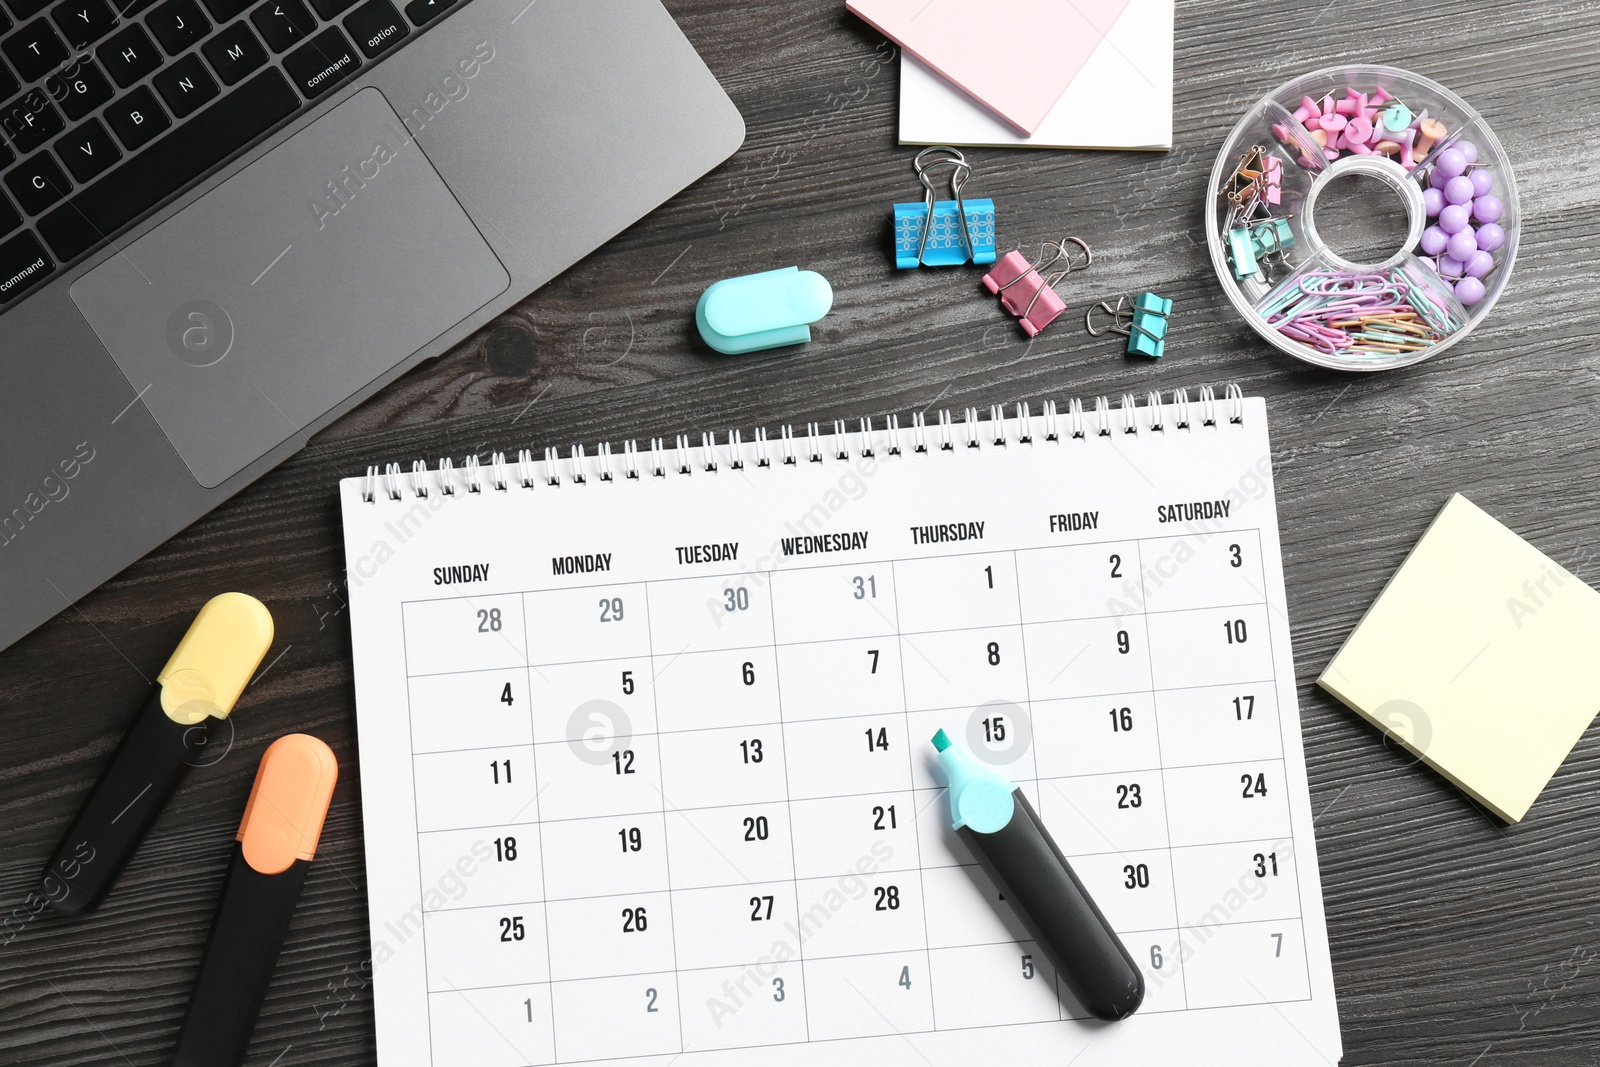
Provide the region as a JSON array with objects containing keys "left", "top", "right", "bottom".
[{"left": 898, "top": 0, "right": 1174, "bottom": 151}]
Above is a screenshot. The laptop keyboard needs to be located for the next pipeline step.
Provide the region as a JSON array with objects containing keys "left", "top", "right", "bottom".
[{"left": 0, "top": 0, "right": 464, "bottom": 309}]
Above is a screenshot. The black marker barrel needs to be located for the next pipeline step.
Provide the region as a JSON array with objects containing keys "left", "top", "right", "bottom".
[{"left": 932, "top": 729, "right": 1144, "bottom": 1021}]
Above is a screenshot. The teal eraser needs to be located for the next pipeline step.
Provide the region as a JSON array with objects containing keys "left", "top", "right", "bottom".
[{"left": 695, "top": 267, "right": 833, "bottom": 355}]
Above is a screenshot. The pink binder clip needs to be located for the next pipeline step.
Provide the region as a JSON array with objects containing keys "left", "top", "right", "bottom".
[{"left": 982, "top": 237, "right": 1092, "bottom": 337}]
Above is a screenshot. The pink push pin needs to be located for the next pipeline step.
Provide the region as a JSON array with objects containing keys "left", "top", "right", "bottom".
[{"left": 1320, "top": 113, "right": 1347, "bottom": 149}]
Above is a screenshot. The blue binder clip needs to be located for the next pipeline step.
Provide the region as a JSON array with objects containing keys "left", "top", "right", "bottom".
[
  {"left": 893, "top": 147, "right": 997, "bottom": 269},
  {"left": 1086, "top": 292, "right": 1173, "bottom": 359}
]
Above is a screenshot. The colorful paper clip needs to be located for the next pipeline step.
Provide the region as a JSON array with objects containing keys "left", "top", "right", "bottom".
[
  {"left": 981, "top": 237, "right": 1091, "bottom": 337},
  {"left": 893, "top": 147, "right": 997, "bottom": 269},
  {"left": 1086, "top": 292, "right": 1173, "bottom": 358}
]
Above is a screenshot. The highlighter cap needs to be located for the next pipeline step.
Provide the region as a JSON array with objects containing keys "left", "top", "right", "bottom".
[
  {"left": 931, "top": 728, "right": 1016, "bottom": 834},
  {"left": 158, "top": 592, "right": 275, "bottom": 724},
  {"left": 238, "top": 734, "right": 338, "bottom": 875}
]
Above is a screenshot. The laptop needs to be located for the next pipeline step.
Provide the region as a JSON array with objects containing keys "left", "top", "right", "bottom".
[{"left": 0, "top": 0, "right": 744, "bottom": 652}]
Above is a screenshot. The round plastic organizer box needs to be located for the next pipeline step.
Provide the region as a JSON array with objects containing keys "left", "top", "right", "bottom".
[{"left": 1206, "top": 66, "right": 1520, "bottom": 371}]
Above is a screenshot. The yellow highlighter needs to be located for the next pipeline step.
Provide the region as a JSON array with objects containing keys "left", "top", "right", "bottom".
[{"left": 40, "top": 593, "right": 274, "bottom": 916}]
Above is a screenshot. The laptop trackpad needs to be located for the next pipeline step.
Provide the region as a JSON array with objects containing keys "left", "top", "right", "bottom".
[{"left": 71, "top": 88, "right": 509, "bottom": 489}]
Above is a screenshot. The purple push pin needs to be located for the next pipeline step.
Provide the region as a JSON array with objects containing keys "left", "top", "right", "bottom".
[
  {"left": 1473, "top": 194, "right": 1505, "bottom": 224},
  {"left": 1447, "top": 229, "right": 1478, "bottom": 262},
  {"left": 1423, "top": 187, "right": 1445, "bottom": 216},
  {"left": 1455, "top": 276, "right": 1486, "bottom": 305},
  {"left": 1457, "top": 141, "right": 1479, "bottom": 164},
  {"left": 1470, "top": 169, "right": 1494, "bottom": 197},
  {"left": 1444, "top": 175, "right": 1476, "bottom": 205},
  {"left": 1475, "top": 221, "right": 1506, "bottom": 252},
  {"left": 1434, "top": 147, "right": 1468, "bottom": 179},
  {"left": 1439, "top": 254, "right": 1465, "bottom": 278},
  {"left": 1465, "top": 250, "right": 1496, "bottom": 278},
  {"left": 1419, "top": 225, "right": 1449, "bottom": 256},
  {"left": 1439, "top": 203, "right": 1472, "bottom": 234}
]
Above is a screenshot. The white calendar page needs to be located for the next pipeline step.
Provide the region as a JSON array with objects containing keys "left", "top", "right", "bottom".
[{"left": 339, "top": 396, "right": 1342, "bottom": 1067}]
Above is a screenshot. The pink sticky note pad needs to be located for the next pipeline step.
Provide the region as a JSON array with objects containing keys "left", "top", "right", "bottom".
[{"left": 847, "top": 0, "right": 1134, "bottom": 135}]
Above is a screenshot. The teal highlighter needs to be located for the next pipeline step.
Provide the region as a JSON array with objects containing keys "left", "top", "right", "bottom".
[{"left": 932, "top": 728, "right": 1144, "bottom": 1020}]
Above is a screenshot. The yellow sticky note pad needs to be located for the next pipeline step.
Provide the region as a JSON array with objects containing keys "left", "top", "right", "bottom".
[{"left": 1318, "top": 494, "right": 1600, "bottom": 822}]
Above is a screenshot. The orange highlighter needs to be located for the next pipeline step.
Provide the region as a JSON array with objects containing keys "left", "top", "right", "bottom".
[{"left": 172, "top": 734, "right": 338, "bottom": 1067}]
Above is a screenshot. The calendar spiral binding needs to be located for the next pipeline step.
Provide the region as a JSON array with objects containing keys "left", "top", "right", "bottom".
[{"left": 360, "top": 384, "right": 1247, "bottom": 503}]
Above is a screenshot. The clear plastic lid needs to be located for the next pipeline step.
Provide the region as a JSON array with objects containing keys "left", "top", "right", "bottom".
[{"left": 1206, "top": 65, "right": 1519, "bottom": 372}]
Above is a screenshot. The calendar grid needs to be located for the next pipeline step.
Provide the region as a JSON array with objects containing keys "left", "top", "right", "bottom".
[
  {"left": 888, "top": 558, "right": 942, "bottom": 1030},
  {"left": 402, "top": 529, "right": 1318, "bottom": 1060},
  {"left": 637, "top": 582, "right": 688, "bottom": 1055},
  {"left": 411, "top": 827, "right": 1300, "bottom": 901},
  {"left": 1131, "top": 539, "right": 1189, "bottom": 1011},
  {"left": 397, "top": 620, "right": 438, "bottom": 1061},
  {"left": 763, "top": 576, "right": 812, "bottom": 1044},
  {"left": 400, "top": 600, "right": 1281, "bottom": 678},
  {"left": 520, "top": 604, "right": 558, "bottom": 1062},
  {"left": 1250, "top": 542, "right": 1318, "bottom": 1001},
  {"left": 1003, "top": 547, "right": 1063, "bottom": 1020}
]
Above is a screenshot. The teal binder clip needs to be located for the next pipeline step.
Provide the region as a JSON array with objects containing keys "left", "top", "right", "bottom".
[
  {"left": 1086, "top": 292, "right": 1173, "bottom": 358},
  {"left": 1226, "top": 227, "right": 1259, "bottom": 279},
  {"left": 695, "top": 267, "right": 834, "bottom": 355},
  {"left": 893, "top": 146, "right": 997, "bottom": 269}
]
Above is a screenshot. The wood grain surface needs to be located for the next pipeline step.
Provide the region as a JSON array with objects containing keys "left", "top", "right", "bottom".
[{"left": 3, "top": 0, "right": 1599, "bottom": 1063}]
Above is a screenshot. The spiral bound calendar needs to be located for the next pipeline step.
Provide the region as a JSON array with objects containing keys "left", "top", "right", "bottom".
[{"left": 339, "top": 387, "right": 1343, "bottom": 1066}]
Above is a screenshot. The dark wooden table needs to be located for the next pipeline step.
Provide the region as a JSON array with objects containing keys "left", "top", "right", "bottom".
[{"left": 4, "top": 0, "right": 1598, "bottom": 1062}]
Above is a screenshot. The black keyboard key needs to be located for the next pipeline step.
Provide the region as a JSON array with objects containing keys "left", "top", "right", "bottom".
[
  {"left": 0, "top": 190, "right": 17, "bottom": 232},
  {"left": 0, "top": 230, "right": 52, "bottom": 302},
  {"left": 402, "top": 0, "right": 450, "bottom": 25},
  {"left": 147, "top": 0, "right": 206, "bottom": 53},
  {"left": 50, "top": 0, "right": 115, "bottom": 49},
  {"left": 5, "top": 150, "right": 71, "bottom": 212},
  {"left": 46, "top": 58, "right": 112, "bottom": 119},
  {"left": 307, "top": 0, "right": 351, "bottom": 17},
  {"left": 103, "top": 83, "right": 166, "bottom": 147},
  {"left": 152, "top": 51, "right": 214, "bottom": 115},
  {"left": 96, "top": 23, "right": 159, "bottom": 86},
  {"left": 249, "top": 0, "right": 309, "bottom": 51},
  {"left": 38, "top": 68, "right": 297, "bottom": 260},
  {"left": 197, "top": 0, "right": 246, "bottom": 21},
  {"left": 0, "top": 6, "right": 10, "bottom": 30},
  {"left": 4, "top": 0, "right": 50, "bottom": 21},
  {"left": 0, "top": 57, "right": 17, "bottom": 99},
  {"left": 0, "top": 138, "right": 11, "bottom": 167},
  {"left": 113, "top": 0, "right": 154, "bottom": 14},
  {"left": 55, "top": 115, "right": 118, "bottom": 179},
  {"left": 201, "top": 19, "right": 262, "bottom": 84},
  {"left": 3, "top": 90, "right": 65, "bottom": 153},
  {"left": 4, "top": 17, "right": 67, "bottom": 80},
  {"left": 283, "top": 25, "right": 355, "bottom": 98},
  {"left": 343, "top": 0, "right": 402, "bottom": 58}
]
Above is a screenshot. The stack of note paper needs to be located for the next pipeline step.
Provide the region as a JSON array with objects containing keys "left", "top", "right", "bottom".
[
  {"left": 1319, "top": 494, "right": 1600, "bottom": 822},
  {"left": 847, "top": 0, "right": 1174, "bottom": 151}
]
